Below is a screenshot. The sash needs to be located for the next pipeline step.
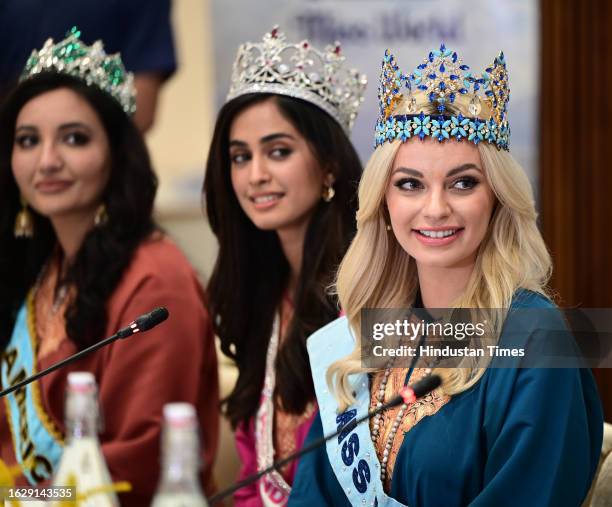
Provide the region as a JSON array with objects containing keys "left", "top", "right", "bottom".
[
  {"left": 307, "top": 317, "right": 408, "bottom": 507},
  {"left": 1, "top": 293, "right": 63, "bottom": 484},
  {"left": 256, "top": 314, "right": 291, "bottom": 506}
]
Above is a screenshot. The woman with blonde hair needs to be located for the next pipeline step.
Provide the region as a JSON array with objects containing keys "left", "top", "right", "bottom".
[{"left": 288, "top": 46, "right": 603, "bottom": 506}]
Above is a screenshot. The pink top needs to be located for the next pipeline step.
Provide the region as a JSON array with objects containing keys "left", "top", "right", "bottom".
[
  {"left": 232, "top": 296, "right": 317, "bottom": 506},
  {"left": 234, "top": 414, "right": 315, "bottom": 506}
]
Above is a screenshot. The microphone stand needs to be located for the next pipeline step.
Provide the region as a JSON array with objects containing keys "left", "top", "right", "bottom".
[
  {"left": 208, "top": 374, "right": 441, "bottom": 506},
  {"left": 209, "top": 325, "right": 432, "bottom": 505},
  {"left": 0, "top": 307, "right": 168, "bottom": 398}
]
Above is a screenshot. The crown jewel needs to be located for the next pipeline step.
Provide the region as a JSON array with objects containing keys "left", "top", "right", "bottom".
[
  {"left": 226, "top": 26, "right": 367, "bottom": 134},
  {"left": 20, "top": 27, "right": 136, "bottom": 115},
  {"left": 375, "top": 45, "right": 510, "bottom": 150}
]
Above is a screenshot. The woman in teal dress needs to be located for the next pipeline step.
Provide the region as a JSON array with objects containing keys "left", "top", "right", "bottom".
[{"left": 288, "top": 46, "right": 603, "bottom": 506}]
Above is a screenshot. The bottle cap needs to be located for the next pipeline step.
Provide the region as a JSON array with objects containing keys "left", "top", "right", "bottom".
[
  {"left": 163, "top": 403, "right": 196, "bottom": 428},
  {"left": 67, "top": 372, "right": 96, "bottom": 393}
]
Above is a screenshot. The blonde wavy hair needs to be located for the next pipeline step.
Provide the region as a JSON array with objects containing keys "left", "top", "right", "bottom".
[{"left": 328, "top": 138, "right": 553, "bottom": 410}]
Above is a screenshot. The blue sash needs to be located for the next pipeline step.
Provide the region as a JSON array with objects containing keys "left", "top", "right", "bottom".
[
  {"left": 1, "top": 294, "right": 63, "bottom": 484},
  {"left": 307, "top": 317, "right": 408, "bottom": 507}
]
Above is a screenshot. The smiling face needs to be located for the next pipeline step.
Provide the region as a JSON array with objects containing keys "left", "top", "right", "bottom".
[
  {"left": 11, "top": 88, "right": 111, "bottom": 223},
  {"left": 228, "top": 98, "right": 328, "bottom": 235},
  {"left": 385, "top": 138, "right": 496, "bottom": 271}
]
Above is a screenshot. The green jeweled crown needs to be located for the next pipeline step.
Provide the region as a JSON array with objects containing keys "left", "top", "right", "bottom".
[
  {"left": 375, "top": 45, "right": 510, "bottom": 151},
  {"left": 20, "top": 27, "right": 136, "bottom": 115}
]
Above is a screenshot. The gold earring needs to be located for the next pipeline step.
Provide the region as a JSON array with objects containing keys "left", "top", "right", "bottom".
[
  {"left": 322, "top": 185, "right": 335, "bottom": 202},
  {"left": 94, "top": 203, "right": 109, "bottom": 227},
  {"left": 14, "top": 196, "right": 34, "bottom": 238},
  {"left": 386, "top": 224, "right": 392, "bottom": 231}
]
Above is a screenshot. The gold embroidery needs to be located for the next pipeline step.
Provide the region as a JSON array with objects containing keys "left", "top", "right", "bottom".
[
  {"left": 266, "top": 293, "right": 315, "bottom": 482},
  {"left": 35, "top": 255, "right": 72, "bottom": 360},
  {"left": 369, "top": 367, "right": 450, "bottom": 490},
  {"left": 273, "top": 401, "right": 316, "bottom": 479}
]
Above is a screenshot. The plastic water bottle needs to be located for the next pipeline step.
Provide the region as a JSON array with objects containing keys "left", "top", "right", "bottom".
[
  {"left": 150, "top": 403, "right": 208, "bottom": 507},
  {"left": 53, "top": 372, "right": 118, "bottom": 506}
]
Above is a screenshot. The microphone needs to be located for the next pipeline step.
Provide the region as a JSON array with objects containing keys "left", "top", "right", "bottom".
[
  {"left": 116, "top": 307, "right": 169, "bottom": 338},
  {"left": 207, "top": 374, "right": 442, "bottom": 505},
  {"left": 0, "top": 306, "right": 169, "bottom": 398}
]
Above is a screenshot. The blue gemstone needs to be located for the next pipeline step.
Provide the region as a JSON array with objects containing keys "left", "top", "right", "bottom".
[
  {"left": 450, "top": 74, "right": 458, "bottom": 80},
  {"left": 439, "top": 82, "right": 446, "bottom": 90},
  {"left": 437, "top": 104, "right": 445, "bottom": 112},
  {"left": 429, "top": 52, "right": 434, "bottom": 62},
  {"left": 418, "top": 63, "right": 427, "bottom": 69},
  {"left": 428, "top": 73, "right": 437, "bottom": 79},
  {"left": 474, "top": 83, "right": 480, "bottom": 91},
  {"left": 440, "top": 43, "right": 446, "bottom": 51},
  {"left": 459, "top": 88, "right": 468, "bottom": 94},
  {"left": 418, "top": 85, "right": 427, "bottom": 90},
  {"left": 429, "top": 92, "right": 436, "bottom": 102},
  {"left": 449, "top": 93, "right": 456, "bottom": 102},
  {"left": 459, "top": 65, "right": 469, "bottom": 70},
  {"left": 485, "top": 90, "right": 494, "bottom": 96},
  {"left": 440, "top": 64, "right": 445, "bottom": 73},
  {"left": 494, "top": 80, "right": 499, "bottom": 86},
  {"left": 452, "top": 52, "right": 458, "bottom": 63},
  {"left": 485, "top": 67, "right": 493, "bottom": 73}
]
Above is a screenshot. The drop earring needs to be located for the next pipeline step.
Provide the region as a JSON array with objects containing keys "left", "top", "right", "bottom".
[
  {"left": 322, "top": 185, "right": 335, "bottom": 202},
  {"left": 14, "top": 196, "right": 34, "bottom": 238},
  {"left": 94, "top": 203, "right": 109, "bottom": 227}
]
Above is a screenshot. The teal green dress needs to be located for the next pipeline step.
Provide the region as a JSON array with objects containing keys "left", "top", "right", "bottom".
[{"left": 289, "top": 291, "right": 603, "bottom": 507}]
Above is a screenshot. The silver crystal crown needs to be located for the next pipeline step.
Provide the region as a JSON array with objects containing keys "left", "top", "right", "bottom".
[{"left": 226, "top": 26, "right": 367, "bottom": 134}]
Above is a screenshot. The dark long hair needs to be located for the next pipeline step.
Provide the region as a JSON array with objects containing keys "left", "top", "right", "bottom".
[
  {"left": 0, "top": 73, "right": 157, "bottom": 351},
  {"left": 204, "top": 93, "right": 361, "bottom": 428}
]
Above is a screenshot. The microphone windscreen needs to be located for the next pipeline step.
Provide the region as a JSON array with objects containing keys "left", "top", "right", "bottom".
[
  {"left": 139, "top": 307, "right": 169, "bottom": 331},
  {"left": 411, "top": 374, "right": 442, "bottom": 398}
]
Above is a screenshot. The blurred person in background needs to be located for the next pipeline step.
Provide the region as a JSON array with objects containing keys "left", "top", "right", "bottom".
[
  {"left": 0, "top": 0, "right": 176, "bottom": 132},
  {"left": 0, "top": 29, "right": 218, "bottom": 506}
]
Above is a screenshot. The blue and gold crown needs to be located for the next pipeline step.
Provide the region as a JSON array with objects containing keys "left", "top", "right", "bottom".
[
  {"left": 375, "top": 45, "right": 510, "bottom": 150},
  {"left": 19, "top": 27, "right": 136, "bottom": 115}
]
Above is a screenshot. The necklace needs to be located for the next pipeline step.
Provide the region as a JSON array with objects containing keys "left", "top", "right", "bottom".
[{"left": 370, "top": 363, "right": 431, "bottom": 483}]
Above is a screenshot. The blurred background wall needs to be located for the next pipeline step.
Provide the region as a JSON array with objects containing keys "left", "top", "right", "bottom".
[{"left": 147, "top": 0, "right": 217, "bottom": 280}]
